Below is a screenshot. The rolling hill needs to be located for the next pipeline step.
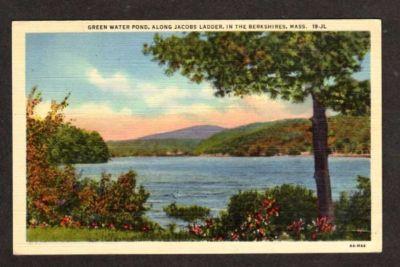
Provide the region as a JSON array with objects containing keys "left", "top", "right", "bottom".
[
  {"left": 139, "top": 125, "right": 225, "bottom": 140},
  {"left": 107, "top": 125, "right": 225, "bottom": 157}
]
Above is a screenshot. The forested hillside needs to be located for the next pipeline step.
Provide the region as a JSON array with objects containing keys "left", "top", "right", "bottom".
[{"left": 195, "top": 116, "right": 370, "bottom": 156}]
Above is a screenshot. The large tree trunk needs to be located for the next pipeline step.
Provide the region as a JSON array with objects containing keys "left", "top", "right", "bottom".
[{"left": 311, "top": 95, "right": 334, "bottom": 220}]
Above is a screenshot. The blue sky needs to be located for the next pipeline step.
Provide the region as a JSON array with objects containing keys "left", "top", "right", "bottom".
[
  {"left": 27, "top": 33, "right": 201, "bottom": 115},
  {"left": 26, "top": 33, "right": 370, "bottom": 140}
]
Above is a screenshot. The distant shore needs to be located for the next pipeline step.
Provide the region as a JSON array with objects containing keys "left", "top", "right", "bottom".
[
  {"left": 329, "top": 153, "right": 370, "bottom": 158},
  {"left": 110, "top": 153, "right": 371, "bottom": 159},
  {"left": 197, "top": 152, "right": 370, "bottom": 158}
]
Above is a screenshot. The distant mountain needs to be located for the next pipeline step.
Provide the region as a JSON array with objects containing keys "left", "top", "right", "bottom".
[{"left": 138, "top": 125, "right": 226, "bottom": 140}]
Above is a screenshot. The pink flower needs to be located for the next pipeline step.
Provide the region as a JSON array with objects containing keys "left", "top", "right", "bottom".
[
  {"left": 287, "top": 219, "right": 304, "bottom": 235},
  {"left": 315, "top": 216, "right": 334, "bottom": 233},
  {"left": 230, "top": 232, "right": 239, "bottom": 241},
  {"left": 190, "top": 224, "right": 203, "bottom": 236}
]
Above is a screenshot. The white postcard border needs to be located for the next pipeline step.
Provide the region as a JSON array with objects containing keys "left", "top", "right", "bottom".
[{"left": 12, "top": 19, "right": 382, "bottom": 254}]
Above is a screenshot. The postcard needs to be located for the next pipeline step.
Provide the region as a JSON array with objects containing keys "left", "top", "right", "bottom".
[{"left": 12, "top": 19, "right": 382, "bottom": 254}]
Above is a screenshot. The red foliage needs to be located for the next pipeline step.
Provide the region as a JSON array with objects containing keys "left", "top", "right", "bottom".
[
  {"left": 26, "top": 88, "right": 152, "bottom": 232},
  {"left": 287, "top": 219, "right": 305, "bottom": 239},
  {"left": 27, "top": 88, "right": 77, "bottom": 224}
]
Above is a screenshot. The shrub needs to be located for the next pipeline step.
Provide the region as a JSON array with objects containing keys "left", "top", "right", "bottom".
[
  {"left": 287, "top": 216, "right": 335, "bottom": 241},
  {"left": 189, "top": 197, "right": 280, "bottom": 241},
  {"left": 164, "top": 203, "right": 210, "bottom": 223},
  {"left": 264, "top": 184, "right": 318, "bottom": 231},
  {"left": 221, "top": 190, "right": 264, "bottom": 231},
  {"left": 187, "top": 185, "right": 332, "bottom": 241},
  {"left": 27, "top": 88, "right": 79, "bottom": 225},
  {"left": 71, "top": 171, "right": 152, "bottom": 231},
  {"left": 334, "top": 176, "right": 371, "bottom": 240},
  {"left": 219, "top": 185, "right": 318, "bottom": 233}
]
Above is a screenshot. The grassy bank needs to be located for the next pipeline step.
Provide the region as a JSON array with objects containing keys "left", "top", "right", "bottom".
[{"left": 27, "top": 227, "right": 194, "bottom": 241}]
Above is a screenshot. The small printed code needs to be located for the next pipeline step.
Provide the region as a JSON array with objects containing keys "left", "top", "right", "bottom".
[{"left": 350, "top": 244, "right": 366, "bottom": 248}]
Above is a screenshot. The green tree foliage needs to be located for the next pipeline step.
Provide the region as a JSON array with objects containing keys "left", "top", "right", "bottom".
[
  {"left": 335, "top": 176, "right": 371, "bottom": 240},
  {"left": 163, "top": 203, "right": 210, "bottom": 223},
  {"left": 143, "top": 32, "right": 370, "bottom": 113},
  {"left": 143, "top": 32, "right": 371, "bottom": 218},
  {"left": 48, "top": 124, "right": 110, "bottom": 164}
]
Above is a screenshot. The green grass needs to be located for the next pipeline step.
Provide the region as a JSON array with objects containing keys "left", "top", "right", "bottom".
[{"left": 27, "top": 227, "right": 195, "bottom": 241}]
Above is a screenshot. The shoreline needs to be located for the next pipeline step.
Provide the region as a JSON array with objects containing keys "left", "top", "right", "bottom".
[
  {"left": 329, "top": 153, "right": 370, "bottom": 158},
  {"left": 109, "top": 153, "right": 371, "bottom": 159}
]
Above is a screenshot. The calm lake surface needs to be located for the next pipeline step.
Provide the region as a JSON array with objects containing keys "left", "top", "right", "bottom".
[{"left": 75, "top": 156, "right": 370, "bottom": 227}]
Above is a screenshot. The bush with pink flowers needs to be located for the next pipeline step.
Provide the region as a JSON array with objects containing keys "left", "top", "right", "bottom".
[{"left": 185, "top": 197, "right": 335, "bottom": 241}]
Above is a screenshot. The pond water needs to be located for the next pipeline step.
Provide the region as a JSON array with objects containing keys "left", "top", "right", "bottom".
[{"left": 75, "top": 156, "right": 370, "bottom": 227}]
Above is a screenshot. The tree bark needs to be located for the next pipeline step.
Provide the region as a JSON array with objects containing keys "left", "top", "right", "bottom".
[{"left": 311, "top": 94, "right": 334, "bottom": 220}]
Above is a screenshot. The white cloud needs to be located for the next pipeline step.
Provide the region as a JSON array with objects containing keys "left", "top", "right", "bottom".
[
  {"left": 65, "top": 102, "right": 132, "bottom": 118},
  {"left": 142, "top": 85, "right": 190, "bottom": 108},
  {"left": 86, "top": 68, "right": 196, "bottom": 109},
  {"left": 87, "top": 68, "right": 132, "bottom": 94},
  {"left": 84, "top": 68, "right": 312, "bottom": 120}
]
